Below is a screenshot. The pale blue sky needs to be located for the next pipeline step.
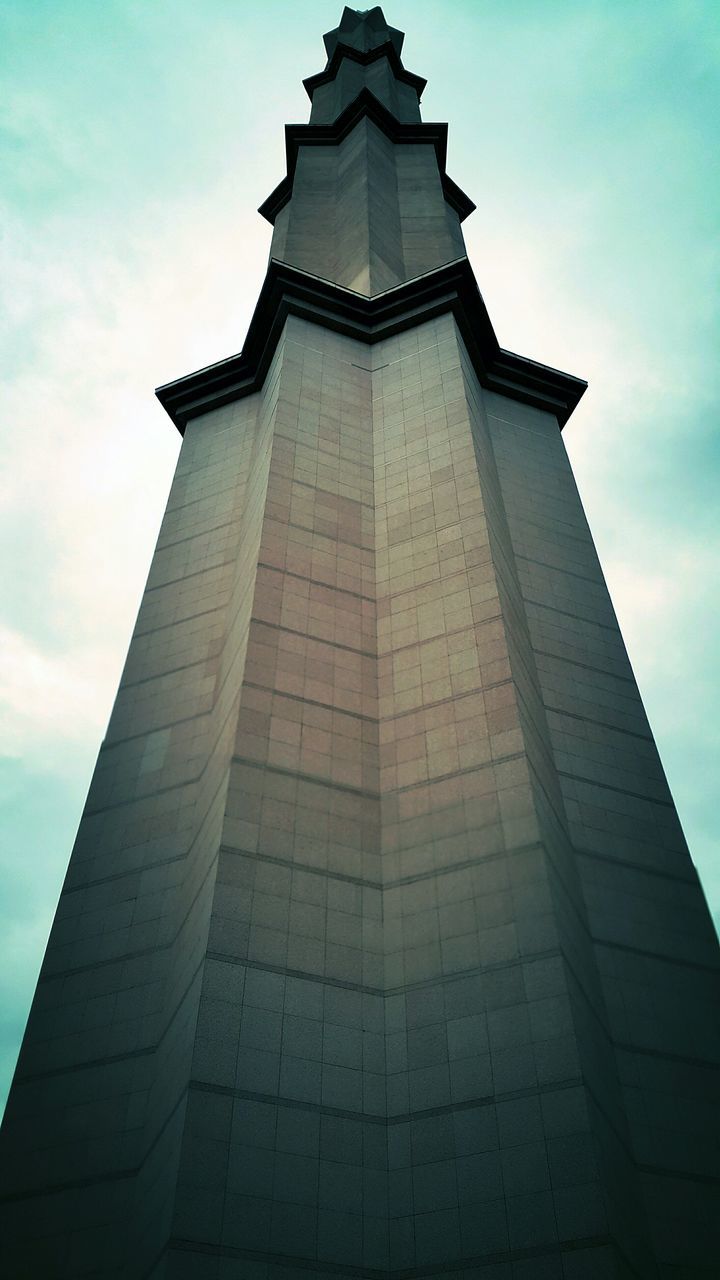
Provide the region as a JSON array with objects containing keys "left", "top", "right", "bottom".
[{"left": 1, "top": 0, "right": 718, "bottom": 1113}]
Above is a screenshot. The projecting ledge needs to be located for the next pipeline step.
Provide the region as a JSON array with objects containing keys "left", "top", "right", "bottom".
[
  {"left": 155, "top": 257, "right": 587, "bottom": 433},
  {"left": 302, "top": 40, "right": 427, "bottom": 103},
  {"left": 258, "top": 87, "right": 475, "bottom": 226}
]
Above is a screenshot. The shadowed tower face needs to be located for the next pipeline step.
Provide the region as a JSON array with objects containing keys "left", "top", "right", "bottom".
[{"left": 1, "top": 9, "right": 718, "bottom": 1280}]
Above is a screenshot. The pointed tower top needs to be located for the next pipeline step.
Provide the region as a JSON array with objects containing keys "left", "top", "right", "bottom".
[{"left": 323, "top": 6, "right": 404, "bottom": 60}]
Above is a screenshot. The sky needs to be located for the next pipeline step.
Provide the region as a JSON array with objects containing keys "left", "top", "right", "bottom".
[{"left": 1, "top": 0, "right": 718, "bottom": 1115}]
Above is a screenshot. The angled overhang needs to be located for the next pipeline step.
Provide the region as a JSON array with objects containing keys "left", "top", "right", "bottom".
[
  {"left": 258, "top": 86, "right": 475, "bottom": 225},
  {"left": 302, "top": 39, "right": 427, "bottom": 103},
  {"left": 156, "top": 257, "right": 587, "bottom": 435}
]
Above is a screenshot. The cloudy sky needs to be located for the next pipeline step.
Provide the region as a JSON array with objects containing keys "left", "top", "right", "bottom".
[{"left": 1, "top": 0, "right": 718, "bottom": 1113}]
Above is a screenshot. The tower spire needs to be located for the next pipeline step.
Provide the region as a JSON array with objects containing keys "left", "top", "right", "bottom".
[
  {"left": 323, "top": 5, "right": 405, "bottom": 58},
  {"left": 263, "top": 5, "right": 471, "bottom": 296}
]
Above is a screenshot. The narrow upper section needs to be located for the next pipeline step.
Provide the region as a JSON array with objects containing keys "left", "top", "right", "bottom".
[
  {"left": 308, "top": 6, "right": 422, "bottom": 124},
  {"left": 323, "top": 6, "right": 404, "bottom": 59},
  {"left": 261, "top": 6, "right": 474, "bottom": 297},
  {"left": 156, "top": 10, "right": 587, "bottom": 437}
]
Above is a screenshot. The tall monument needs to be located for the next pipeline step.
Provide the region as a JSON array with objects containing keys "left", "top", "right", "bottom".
[{"left": 1, "top": 9, "right": 718, "bottom": 1278}]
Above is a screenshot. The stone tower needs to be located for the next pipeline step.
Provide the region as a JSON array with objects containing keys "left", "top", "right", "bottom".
[{"left": 1, "top": 9, "right": 718, "bottom": 1279}]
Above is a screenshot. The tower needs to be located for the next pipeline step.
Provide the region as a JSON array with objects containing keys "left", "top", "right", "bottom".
[{"left": 1, "top": 6, "right": 718, "bottom": 1277}]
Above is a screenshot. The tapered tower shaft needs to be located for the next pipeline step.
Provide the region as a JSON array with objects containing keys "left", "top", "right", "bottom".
[{"left": 1, "top": 9, "right": 718, "bottom": 1280}]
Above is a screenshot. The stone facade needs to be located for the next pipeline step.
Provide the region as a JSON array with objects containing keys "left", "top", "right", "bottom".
[{"left": 1, "top": 8, "right": 717, "bottom": 1279}]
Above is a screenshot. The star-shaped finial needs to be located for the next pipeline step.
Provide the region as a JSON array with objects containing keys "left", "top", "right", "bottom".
[{"left": 323, "top": 6, "right": 405, "bottom": 60}]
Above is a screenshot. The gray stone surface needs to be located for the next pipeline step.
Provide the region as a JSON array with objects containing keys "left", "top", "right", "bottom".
[
  {"left": 1, "top": 8, "right": 717, "bottom": 1279},
  {"left": 269, "top": 121, "right": 466, "bottom": 296}
]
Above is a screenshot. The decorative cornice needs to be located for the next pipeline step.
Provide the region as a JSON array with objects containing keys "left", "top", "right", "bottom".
[
  {"left": 258, "top": 86, "right": 475, "bottom": 226},
  {"left": 156, "top": 257, "right": 587, "bottom": 435},
  {"left": 302, "top": 40, "right": 426, "bottom": 102}
]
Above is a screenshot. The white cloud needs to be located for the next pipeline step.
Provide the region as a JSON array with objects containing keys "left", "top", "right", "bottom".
[
  {"left": 0, "top": 179, "right": 273, "bottom": 784},
  {"left": 0, "top": 624, "right": 109, "bottom": 761}
]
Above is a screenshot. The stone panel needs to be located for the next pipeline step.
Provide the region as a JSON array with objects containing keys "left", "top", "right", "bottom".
[
  {"left": 485, "top": 388, "right": 720, "bottom": 1278},
  {"left": 270, "top": 121, "right": 464, "bottom": 296}
]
